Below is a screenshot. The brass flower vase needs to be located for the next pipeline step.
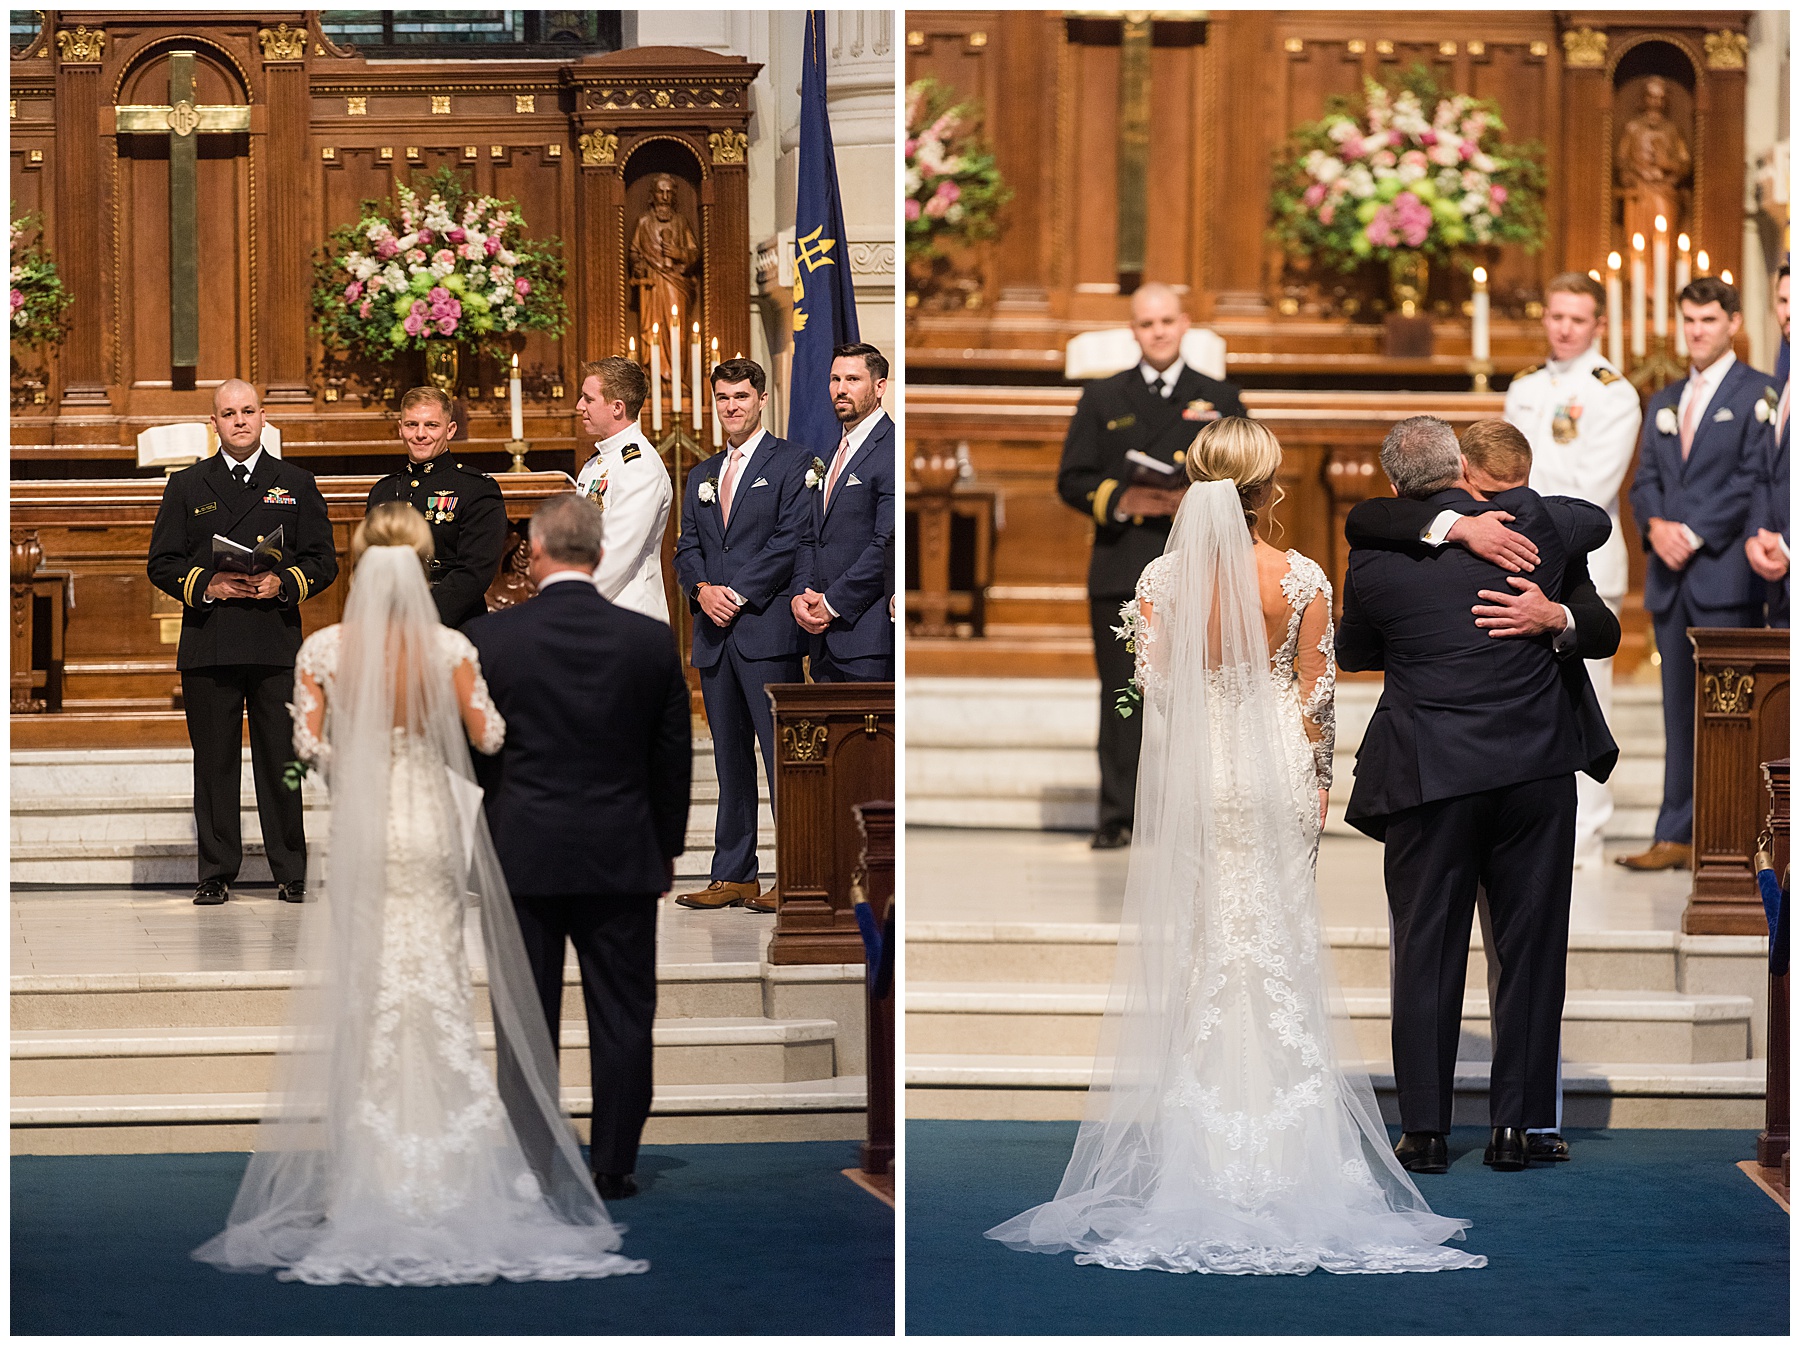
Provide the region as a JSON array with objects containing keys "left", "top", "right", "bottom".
[
  {"left": 423, "top": 339, "right": 460, "bottom": 396},
  {"left": 1383, "top": 252, "right": 1433, "bottom": 358}
]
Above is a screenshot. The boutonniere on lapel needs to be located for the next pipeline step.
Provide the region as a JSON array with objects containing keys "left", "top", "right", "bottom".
[
  {"left": 1181, "top": 399, "right": 1219, "bottom": 422},
  {"left": 1712, "top": 406, "right": 1735, "bottom": 423},
  {"left": 698, "top": 475, "right": 719, "bottom": 505},
  {"left": 1756, "top": 388, "right": 1778, "bottom": 423},
  {"left": 424, "top": 491, "right": 458, "bottom": 523},
  {"left": 1656, "top": 406, "right": 1679, "bottom": 436},
  {"left": 261, "top": 485, "right": 296, "bottom": 506},
  {"left": 804, "top": 456, "right": 828, "bottom": 491}
]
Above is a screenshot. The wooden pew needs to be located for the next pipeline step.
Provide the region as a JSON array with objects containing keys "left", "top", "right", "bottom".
[
  {"left": 11, "top": 472, "right": 572, "bottom": 749},
  {"left": 766, "top": 681, "right": 896, "bottom": 966},
  {"left": 1686, "top": 628, "right": 1791, "bottom": 935}
]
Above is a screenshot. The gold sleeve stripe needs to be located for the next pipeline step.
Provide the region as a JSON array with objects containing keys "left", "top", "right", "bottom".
[
  {"left": 183, "top": 567, "right": 203, "bottom": 606},
  {"left": 1092, "top": 478, "right": 1120, "bottom": 526},
  {"left": 287, "top": 567, "right": 309, "bottom": 602}
]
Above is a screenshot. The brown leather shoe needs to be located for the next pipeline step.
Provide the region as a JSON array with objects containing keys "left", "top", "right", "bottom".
[
  {"left": 1615, "top": 841, "right": 1692, "bottom": 871},
  {"left": 675, "top": 879, "right": 759, "bottom": 910},
  {"left": 743, "top": 888, "right": 779, "bottom": 914}
]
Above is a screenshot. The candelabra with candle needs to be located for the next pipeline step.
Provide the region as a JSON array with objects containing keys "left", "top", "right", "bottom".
[
  {"left": 506, "top": 351, "right": 531, "bottom": 473},
  {"left": 1468, "top": 266, "right": 1492, "bottom": 393}
]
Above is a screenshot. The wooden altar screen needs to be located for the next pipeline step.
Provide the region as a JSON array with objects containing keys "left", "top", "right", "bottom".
[
  {"left": 1686, "top": 628, "right": 1790, "bottom": 935},
  {"left": 766, "top": 682, "right": 896, "bottom": 967}
]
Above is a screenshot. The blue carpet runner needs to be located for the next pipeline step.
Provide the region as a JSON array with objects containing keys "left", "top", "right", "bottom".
[
  {"left": 14, "top": 1141, "right": 893, "bottom": 1335},
  {"left": 905, "top": 1122, "right": 1787, "bottom": 1336}
]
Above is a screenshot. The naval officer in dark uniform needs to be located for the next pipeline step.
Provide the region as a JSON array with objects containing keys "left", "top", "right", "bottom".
[
  {"left": 1056, "top": 283, "right": 1246, "bottom": 848},
  {"left": 365, "top": 386, "right": 508, "bottom": 629},
  {"left": 147, "top": 379, "right": 339, "bottom": 905}
]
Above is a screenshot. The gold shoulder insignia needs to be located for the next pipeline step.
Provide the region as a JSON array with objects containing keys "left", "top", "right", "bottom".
[
  {"left": 621, "top": 445, "right": 642, "bottom": 463},
  {"left": 1593, "top": 366, "right": 1623, "bottom": 386},
  {"left": 1514, "top": 363, "right": 1543, "bottom": 381}
]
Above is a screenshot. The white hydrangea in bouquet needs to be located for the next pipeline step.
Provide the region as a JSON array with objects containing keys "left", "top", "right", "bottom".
[
  {"left": 312, "top": 167, "right": 567, "bottom": 364},
  {"left": 10, "top": 213, "right": 71, "bottom": 351},
  {"left": 1270, "top": 67, "right": 1545, "bottom": 273}
]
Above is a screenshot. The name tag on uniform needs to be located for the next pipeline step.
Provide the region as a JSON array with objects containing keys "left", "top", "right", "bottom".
[
  {"left": 1106, "top": 414, "right": 1137, "bottom": 431},
  {"left": 262, "top": 486, "right": 296, "bottom": 506},
  {"left": 193, "top": 501, "right": 217, "bottom": 515}
]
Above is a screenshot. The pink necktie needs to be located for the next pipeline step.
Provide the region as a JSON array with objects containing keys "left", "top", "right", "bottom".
[
  {"left": 1679, "top": 381, "right": 1704, "bottom": 461},
  {"left": 824, "top": 433, "right": 852, "bottom": 509},
  {"left": 1779, "top": 385, "right": 1790, "bottom": 444},
  {"left": 720, "top": 447, "right": 744, "bottom": 525}
]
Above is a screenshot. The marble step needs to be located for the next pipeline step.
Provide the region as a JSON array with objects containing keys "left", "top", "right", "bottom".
[
  {"left": 906, "top": 981, "right": 1756, "bottom": 1066},
  {"left": 903, "top": 1053, "right": 1766, "bottom": 1129},
  {"left": 12, "top": 1076, "right": 870, "bottom": 1154},
  {"left": 13, "top": 1017, "right": 842, "bottom": 1096}
]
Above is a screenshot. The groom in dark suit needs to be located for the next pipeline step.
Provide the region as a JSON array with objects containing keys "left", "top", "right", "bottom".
[
  {"left": 672, "top": 357, "right": 811, "bottom": 912},
  {"left": 1338, "top": 416, "right": 1619, "bottom": 1175},
  {"left": 466, "top": 494, "right": 692, "bottom": 1199}
]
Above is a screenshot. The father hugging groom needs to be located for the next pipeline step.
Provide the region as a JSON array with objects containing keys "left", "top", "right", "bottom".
[{"left": 1338, "top": 416, "right": 1620, "bottom": 1175}]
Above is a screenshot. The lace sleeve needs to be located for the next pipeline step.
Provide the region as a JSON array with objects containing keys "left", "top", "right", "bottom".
[
  {"left": 442, "top": 628, "right": 506, "bottom": 754},
  {"left": 289, "top": 627, "right": 337, "bottom": 772},
  {"left": 1117, "top": 556, "right": 1173, "bottom": 715},
  {"left": 1294, "top": 574, "right": 1337, "bottom": 790}
]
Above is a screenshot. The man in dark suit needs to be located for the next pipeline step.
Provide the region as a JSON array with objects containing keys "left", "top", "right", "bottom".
[
  {"left": 366, "top": 386, "right": 507, "bottom": 629},
  {"left": 147, "top": 379, "right": 339, "bottom": 906},
  {"left": 792, "top": 342, "right": 896, "bottom": 681},
  {"left": 1338, "top": 416, "right": 1619, "bottom": 1176},
  {"left": 1744, "top": 263, "right": 1789, "bottom": 628},
  {"left": 1622, "top": 277, "right": 1778, "bottom": 870},
  {"left": 672, "top": 357, "right": 811, "bottom": 911},
  {"left": 1056, "top": 283, "right": 1246, "bottom": 848},
  {"left": 465, "top": 494, "right": 691, "bottom": 1200}
]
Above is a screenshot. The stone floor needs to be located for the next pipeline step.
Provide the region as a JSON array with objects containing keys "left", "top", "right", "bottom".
[{"left": 906, "top": 828, "right": 1693, "bottom": 934}]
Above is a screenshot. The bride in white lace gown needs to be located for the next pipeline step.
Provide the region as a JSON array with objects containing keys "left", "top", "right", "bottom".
[
  {"left": 193, "top": 504, "right": 647, "bottom": 1287},
  {"left": 986, "top": 418, "right": 1485, "bottom": 1275}
]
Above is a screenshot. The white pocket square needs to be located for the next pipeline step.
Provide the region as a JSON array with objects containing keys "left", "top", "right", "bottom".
[
  {"left": 1713, "top": 407, "right": 1734, "bottom": 422},
  {"left": 846, "top": 474, "right": 863, "bottom": 487},
  {"left": 751, "top": 477, "right": 769, "bottom": 488}
]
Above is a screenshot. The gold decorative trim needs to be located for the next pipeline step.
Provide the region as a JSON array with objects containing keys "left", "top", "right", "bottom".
[
  {"left": 313, "top": 80, "right": 560, "bottom": 94},
  {"left": 1347, "top": 39, "right": 1365, "bottom": 55},
  {"left": 1467, "top": 40, "right": 1485, "bottom": 56},
  {"left": 379, "top": 146, "right": 393, "bottom": 161},
  {"left": 863, "top": 713, "right": 881, "bottom": 737},
  {"left": 1702, "top": 668, "right": 1755, "bottom": 715},
  {"left": 586, "top": 84, "right": 746, "bottom": 111},
  {"left": 406, "top": 146, "right": 421, "bottom": 161},
  {"left": 55, "top": 25, "right": 106, "bottom": 63},
  {"left": 782, "top": 721, "right": 829, "bottom": 763},
  {"left": 1529, "top": 39, "right": 1549, "bottom": 57},
  {"left": 546, "top": 143, "right": 562, "bottom": 159},
  {"left": 257, "top": 22, "right": 308, "bottom": 62},
  {"left": 183, "top": 567, "right": 203, "bottom": 606},
  {"left": 906, "top": 29, "right": 924, "bottom": 47},
  {"left": 490, "top": 144, "right": 504, "bottom": 159},
  {"left": 515, "top": 93, "right": 536, "bottom": 113},
  {"left": 286, "top": 566, "right": 309, "bottom": 602},
  {"left": 1283, "top": 37, "right": 1304, "bottom": 53},
  {"left": 8, "top": 99, "right": 16, "bottom": 119},
  {"left": 707, "top": 129, "right": 747, "bottom": 165},
  {"left": 431, "top": 94, "right": 452, "bottom": 114},
  {"left": 1438, "top": 40, "right": 1456, "bottom": 56},
  {"left": 462, "top": 144, "right": 477, "bottom": 159},
  {"left": 1562, "top": 27, "right": 1606, "bottom": 68},
  {"left": 1704, "top": 30, "right": 1747, "bottom": 70},
  {"left": 346, "top": 96, "right": 366, "bottom": 115},
  {"left": 578, "top": 130, "right": 619, "bottom": 166},
  {"left": 968, "top": 31, "right": 988, "bottom": 47},
  {"left": 321, "top": 146, "right": 336, "bottom": 161},
  {"left": 1376, "top": 39, "right": 1394, "bottom": 55}
]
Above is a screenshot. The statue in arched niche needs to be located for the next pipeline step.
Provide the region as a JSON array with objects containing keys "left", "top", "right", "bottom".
[
  {"left": 1615, "top": 76, "right": 1692, "bottom": 245},
  {"left": 629, "top": 174, "right": 701, "bottom": 379}
]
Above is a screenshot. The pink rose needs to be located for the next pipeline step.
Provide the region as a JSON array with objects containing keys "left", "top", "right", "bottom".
[
  {"left": 1341, "top": 136, "right": 1365, "bottom": 160},
  {"left": 906, "top": 198, "right": 922, "bottom": 222},
  {"left": 934, "top": 179, "right": 961, "bottom": 205},
  {"left": 514, "top": 278, "right": 531, "bottom": 297},
  {"left": 358, "top": 299, "right": 373, "bottom": 319},
  {"left": 1460, "top": 142, "right": 1475, "bottom": 161},
  {"left": 375, "top": 239, "right": 399, "bottom": 259},
  {"left": 1489, "top": 184, "right": 1508, "bottom": 209},
  {"left": 485, "top": 237, "right": 501, "bottom": 257},
  {"left": 417, "top": 228, "right": 433, "bottom": 245},
  {"left": 343, "top": 281, "right": 362, "bottom": 302},
  {"left": 435, "top": 316, "right": 457, "bottom": 335},
  {"left": 923, "top": 193, "right": 949, "bottom": 219},
  {"left": 428, "top": 286, "right": 449, "bottom": 303},
  {"left": 432, "top": 249, "right": 455, "bottom": 269},
  {"left": 1373, "top": 150, "right": 1397, "bottom": 169},
  {"left": 447, "top": 228, "right": 466, "bottom": 244},
  {"left": 1302, "top": 182, "right": 1328, "bottom": 209},
  {"left": 402, "top": 311, "right": 425, "bottom": 336},
  {"left": 1420, "top": 130, "right": 1438, "bottom": 147},
  {"left": 905, "top": 138, "right": 918, "bottom": 157},
  {"left": 1318, "top": 203, "right": 1335, "bottom": 226},
  {"left": 405, "top": 249, "right": 426, "bottom": 265},
  {"left": 10, "top": 289, "right": 23, "bottom": 312},
  {"left": 410, "top": 299, "right": 428, "bottom": 317}
]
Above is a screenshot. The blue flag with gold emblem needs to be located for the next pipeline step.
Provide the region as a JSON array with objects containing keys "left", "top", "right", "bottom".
[{"left": 787, "top": 10, "right": 860, "bottom": 459}]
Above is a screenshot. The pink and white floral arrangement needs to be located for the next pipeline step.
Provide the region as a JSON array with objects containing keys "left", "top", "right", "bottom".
[{"left": 905, "top": 78, "right": 1011, "bottom": 265}]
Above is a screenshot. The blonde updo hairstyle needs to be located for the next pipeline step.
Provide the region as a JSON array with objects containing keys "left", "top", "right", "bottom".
[
  {"left": 1183, "top": 415, "right": 1285, "bottom": 537},
  {"left": 351, "top": 501, "right": 436, "bottom": 569}
]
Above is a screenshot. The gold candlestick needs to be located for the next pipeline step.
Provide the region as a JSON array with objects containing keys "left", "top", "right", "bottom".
[{"left": 507, "top": 438, "right": 530, "bottom": 473}]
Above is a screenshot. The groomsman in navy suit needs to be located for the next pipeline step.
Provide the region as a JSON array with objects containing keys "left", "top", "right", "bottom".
[
  {"left": 673, "top": 357, "right": 810, "bottom": 911},
  {"left": 1744, "top": 263, "right": 1790, "bottom": 628},
  {"left": 1622, "top": 277, "right": 1779, "bottom": 871},
  {"left": 792, "top": 343, "right": 896, "bottom": 682}
]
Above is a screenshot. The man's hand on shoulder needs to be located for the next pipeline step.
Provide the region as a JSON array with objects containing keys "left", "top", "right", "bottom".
[
  {"left": 1447, "top": 511, "right": 1539, "bottom": 573},
  {"left": 1473, "top": 576, "right": 1566, "bottom": 639}
]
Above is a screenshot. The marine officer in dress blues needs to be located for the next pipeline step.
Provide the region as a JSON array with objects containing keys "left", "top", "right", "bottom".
[
  {"left": 573, "top": 356, "right": 673, "bottom": 623},
  {"left": 1504, "top": 271, "right": 1642, "bottom": 872},
  {"left": 1056, "top": 282, "right": 1246, "bottom": 850},
  {"left": 365, "top": 386, "right": 507, "bottom": 629},
  {"left": 147, "top": 379, "right": 338, "bottom": 907}
]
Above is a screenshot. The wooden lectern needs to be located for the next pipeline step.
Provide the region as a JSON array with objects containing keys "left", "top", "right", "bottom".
[
  {"left": 1685, "top": 628, "right": 1790, "bottom": 935},
  {"left": 765, "top": 681, "right": 895, "bottom": 966}
]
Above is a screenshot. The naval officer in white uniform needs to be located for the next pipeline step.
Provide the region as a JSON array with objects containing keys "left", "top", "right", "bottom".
[
  {"left": 573, "top": 356, "right": 673, "bottom": 624},
  {"left": 1504, "top": 271, "right": 1642, "bottom": 870}
]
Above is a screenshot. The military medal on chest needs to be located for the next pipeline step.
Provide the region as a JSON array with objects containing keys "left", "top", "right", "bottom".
[
  {"left": 585, "top": 470, "right": 610, "bottom": 511},
  {"left": 424, "top": 491, "right": 459, "bottom": 524},
  {"left": 1551, "top": 397, "right": 1583, "bottom": 445}
]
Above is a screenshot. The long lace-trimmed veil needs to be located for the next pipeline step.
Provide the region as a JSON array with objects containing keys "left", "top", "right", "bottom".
[
  {"left": 985, "top": 481, "right": 1483, "bottom": 1274},
  {"left": 193, "top": 546, "right": 642, "bottom": 1284}
]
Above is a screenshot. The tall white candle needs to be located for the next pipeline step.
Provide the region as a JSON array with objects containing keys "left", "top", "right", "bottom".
[
  {"left": 691, "top": 322, "right": 702, "bottom": 431},
  {"left": 1652, "top": 216, "right": 1669, "bottom": 339},
  {"left": 669, "top": 305, "right": 681, "bottom": 419},
  {"left": 710, "top": 337, "right": 722, "bottom": 447},
  {"left": 1470, "top": 266, "right": 1490, "bottom": 362},
  {"left": 1696, "top": 249, "right": 1710, "bottom": 276},
  {"left": 1630, "top": 233, "right": 1647, "bottom": 359},
  {"left": 1674, "top": 234, "right": 1691, "bottom": 357},
  {"left": 649, "top": 322, "right": 662, "bottom": 432},
  {"left": 1606, "top": 252, "right": 1624, "bottom": 371},
  {"left": 509, "top": 353, "right": 524, "bottom": 441}
]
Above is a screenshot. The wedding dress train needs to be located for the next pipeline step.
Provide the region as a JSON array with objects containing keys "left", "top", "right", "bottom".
[{"left": 985, "top": 481, "right": 1485, "bottom": 1275}]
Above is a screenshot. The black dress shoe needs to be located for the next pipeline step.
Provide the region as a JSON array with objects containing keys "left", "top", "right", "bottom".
[
  {"left": 593, "top": 1172, "right": 637, "bottom": 1200},
  {"left": 277, "top": 881, "right": 306, "bottom": 904},
  {"left": 1393, "top": 1131, "right": 1448, "bottom": 1174},
  {"left": 1090, "top": 823, "right": 1132, "bottom": 850},
  {"left": 1527, "top": 1131, "right": 1570, "bottom": 1163},
  {"left": 1484, "top": 1127, "right": 1530, "bottom": 1171},
  {"left": 192, "top": 879, "right": 230, "bottom": 906}
]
